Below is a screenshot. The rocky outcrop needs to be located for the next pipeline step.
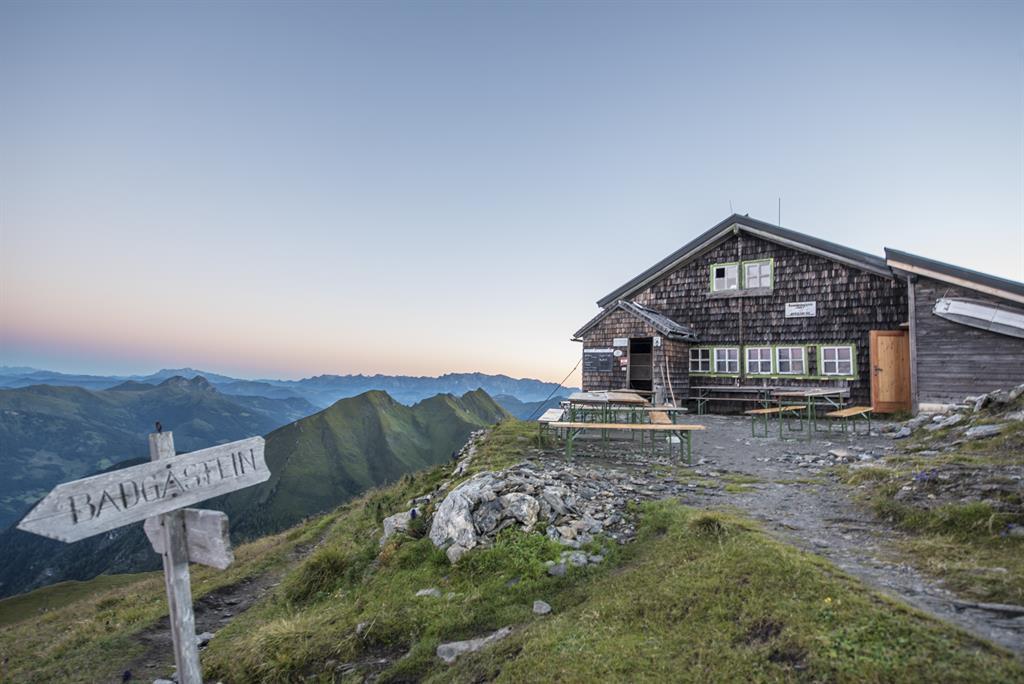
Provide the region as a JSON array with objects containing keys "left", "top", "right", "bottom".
[
  {"left": 426, "top": 452, "right": 692, "bottom": 562},
  {"left": 888, "top": 384, "right": 1024, "bottom": 443}
]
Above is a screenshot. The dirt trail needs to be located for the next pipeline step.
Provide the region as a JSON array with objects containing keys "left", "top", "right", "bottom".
[
  {"left": 556, "top": 414, "right": 1024, "bottom": 655},
  {"left": 118, "top": 532, "right": 330, "bottom": 683}
]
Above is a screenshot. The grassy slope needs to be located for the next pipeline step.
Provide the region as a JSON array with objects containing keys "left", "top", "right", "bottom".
[
  {"left": 0, "top": 511, "right": 339, "bottom": 682},
  {"left": 2, "top": 421, "right": 1020, "bottom": 683},
  {"left": 841, "top": 416, "right": 1024, "bottom": 604},
  {"left": 204, "top": 421, "right": 1020, "bottom": 683}
]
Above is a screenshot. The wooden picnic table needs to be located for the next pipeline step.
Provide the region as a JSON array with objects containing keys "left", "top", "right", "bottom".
[
  {"left": 548, "top": 421, "right": 705, "bottom": 464},
  {"left": 772, "top": 388, "right": 849, "bottom": 439},
  {"left": 565, "top": 390, "right": 651, "bottom": 422},
  {"left": 566, "top": 404, "right": 689, "bottom": 425}
]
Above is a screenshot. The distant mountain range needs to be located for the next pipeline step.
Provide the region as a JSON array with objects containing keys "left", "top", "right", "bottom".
[
  {"left": 493, "top": 393, "right": 570, "bottom": 420},
  {"left": 0, "top": 366, "right": 578, "bottom": 408},
  {"left": 0, "top": 388, "right": 509, "bottom": 598},
  {"left": 0, "top": 376, "right": 317, "bottom": 530}
]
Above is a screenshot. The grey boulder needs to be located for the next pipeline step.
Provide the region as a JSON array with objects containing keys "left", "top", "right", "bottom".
[{"left": 437, "top": 627, "right": 513, "bottom": 664}]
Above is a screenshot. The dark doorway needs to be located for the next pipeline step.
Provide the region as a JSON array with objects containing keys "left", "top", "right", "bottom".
[{"left": 628, "top": 337, "right": 653, "bottom": 392}]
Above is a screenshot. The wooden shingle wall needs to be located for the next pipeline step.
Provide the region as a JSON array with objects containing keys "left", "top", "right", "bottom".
[
  {"left": 912, "top": 275, "right": 1024, "bottom": 405},
  {"left": 580, "top": 308, "right": 674, "bottom": 393},
  {"left": 618, "top": 232, "right": 908, "bottom": 406}
]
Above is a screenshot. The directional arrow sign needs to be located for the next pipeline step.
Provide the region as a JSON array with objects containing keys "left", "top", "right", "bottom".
[{"left": 17, "top": 436, "right": 268, "bottom": 543}]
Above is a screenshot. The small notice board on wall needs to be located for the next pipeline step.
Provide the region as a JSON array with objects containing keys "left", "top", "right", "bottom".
[
  {"left": 785, "top": 301, "right": 817, "bottom": 318},
  {"left": 583, "top": 348, "right": 615, "bottom": 372}
]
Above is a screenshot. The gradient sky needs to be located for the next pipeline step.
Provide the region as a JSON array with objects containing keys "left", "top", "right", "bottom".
[{"left": 1, "top": 1, "right": 1022, "bottom": 386}]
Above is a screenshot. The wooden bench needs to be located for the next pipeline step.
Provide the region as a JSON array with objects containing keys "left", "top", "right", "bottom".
[
  {"left": 547, "top": 421, "right": 706, "bottom": 464},
  {"left": 743, "top": 405, "right": 805, "bottom": 438},
  {"left": 648, "top": 410, "right": 672, "bottom": 425},
  {"left": 825, "top": 406, "right": 872, "bottom": 434}
]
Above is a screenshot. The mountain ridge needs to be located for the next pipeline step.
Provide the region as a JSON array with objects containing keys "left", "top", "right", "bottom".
[
  {"left": 0, "top": 366, "right": 578, "bottom": 408},
  {"left": 0, "top": 388, "right": 508, "bottom": 597}
]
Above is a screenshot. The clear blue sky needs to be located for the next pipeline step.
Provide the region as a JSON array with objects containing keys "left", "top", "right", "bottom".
[{"left": 1, "top": 1, "right": 1022, "bottom": 384}]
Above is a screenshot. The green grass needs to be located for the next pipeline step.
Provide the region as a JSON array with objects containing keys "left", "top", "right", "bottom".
[
  {"left": 0, "top": 573, "right": 151, "bottom": 627},
  {"left": 202, "top": 498, "right": 1020, "bottom": 683},
  {"left": 838, "top": 423, "right": 1024, "bottom": 604},
  {"left": 720, "top": 472, "right": 762, "bottom": 485},
  {"left": 0, "top": 508, "right": 342, "bottom": 683},
  {"left": 3, "top": 421, "right": 1021, "bottom": 683}
]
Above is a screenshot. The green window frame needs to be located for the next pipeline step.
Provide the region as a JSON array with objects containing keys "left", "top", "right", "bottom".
[
  {"left": 818, "top": 344, "right": 857, "bottom": 378},
  {"left": 713, "top": 347, "right": 740, "bottom": 374},
  {"left": 775, "top": 345, "right": 806, "bottom": 375},
  {"left": 741, "top": 258, "right": 773, "bottom": 289},
  {"left": 745, "top": 346, "right": 773, "bottom": 375},
  {"left": 710, "top": 262, "right": 740, "bottom": 292},
  {"left": 689, "top": 347, "right": 711, "bottom": 373}
]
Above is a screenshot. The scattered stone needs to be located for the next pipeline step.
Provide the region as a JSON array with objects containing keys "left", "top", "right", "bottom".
[
  {"left": 356, "top": 621, "right": 370, "bottom": 636},
  {"left": 416, "top": 588, "right": 442, "bottom": 598},
  {"left": 437, "top": 627, "right": 513, "bottom": 664},
  {"left": 828, "top": 448, "right": 853, "bottom": 461},
  {"left": 564, "top": 551, "right": 588, "bottom": 567},
  {"left": 892, "top": 427, "right": 913, "bottom": 440},
  {"left": 547, "top": 563, "right": 567, "bottom": 577},
  {"left": 533, "top": 600, "right": 552, "bottom": 615},
  {"left": 965, "top": 424, "right": 1006, "bottom": 440},
  {"left": 380, "top": 508, "right": 419, "bottom": 546},
  {"left": 1008, "top": 525, "right": 1024, "bottom": 539},
  {"left": 195, "top": 631, "right": 215, "bottom": 648}
]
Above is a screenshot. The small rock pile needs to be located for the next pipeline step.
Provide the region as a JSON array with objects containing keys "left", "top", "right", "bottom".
[
  {"left": 428, "top": 459, "right": 682, "bottom": 563},
  {"left": 889, "top": 384, "right": 1024, "bottom": 442}
]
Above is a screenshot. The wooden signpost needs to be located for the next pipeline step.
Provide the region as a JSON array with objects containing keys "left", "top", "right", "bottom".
[{"left": 17, "top": 431, "right": 270, "bottom": 684}]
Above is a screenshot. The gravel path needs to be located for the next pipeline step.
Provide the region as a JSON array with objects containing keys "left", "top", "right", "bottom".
[{"left": 544, "top": 414, "right": 1024, "bottom": 655}]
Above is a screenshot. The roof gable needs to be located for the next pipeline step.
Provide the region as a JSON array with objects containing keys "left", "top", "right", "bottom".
[
  {"left": 885, "top": 248, "right": 1024, "bottom": 306},
  {"left": 573, "top": 300, "right": 697, "bottom": 341},
  {"left": 597, "top": 214, "right": 891, "bottom": 307}
]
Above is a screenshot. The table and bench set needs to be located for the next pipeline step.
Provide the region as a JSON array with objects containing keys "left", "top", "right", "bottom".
[
  {"left": 536, "top": 386, "right": 874, "bottom": 464},
  {"left": 693, "top": 385, "right": 873, "bottom": 439},
  {"left": 538, "top": 391, "right": 704, "bottom": 464}
]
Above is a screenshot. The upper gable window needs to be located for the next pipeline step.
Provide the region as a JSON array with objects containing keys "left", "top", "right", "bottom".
[
  {"left": 711, "top": 263, "right": 739, "bottom": 292},
  {"left": 744, "top": 259, "right": 773, "bottom": 289}
]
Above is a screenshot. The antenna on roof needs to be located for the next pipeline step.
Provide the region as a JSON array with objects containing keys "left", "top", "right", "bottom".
[
  {"left": 777, "top": 197, "right": 781, "bottom": 225},
  {"left": 729, "top": 200, "right": 734, "bottom": 214}
]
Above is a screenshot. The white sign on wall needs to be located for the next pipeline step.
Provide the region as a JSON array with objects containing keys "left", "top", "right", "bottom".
[
  {"left": 612, "top": 337, "right": 629, "bottom": 347},
  {"left": 785, "top": 301, "right": 817, "bottom": 318},
  {"left": 653, "top": 336, "right": 662, "bottom": 347}
]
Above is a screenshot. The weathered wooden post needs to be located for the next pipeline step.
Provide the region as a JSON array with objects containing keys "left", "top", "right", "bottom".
[
  {"left": 150, "top": 431, "right": 202, "bottom": 684},
  {"left": 17, "top": 430, "right": 270, "bottom": 684}
]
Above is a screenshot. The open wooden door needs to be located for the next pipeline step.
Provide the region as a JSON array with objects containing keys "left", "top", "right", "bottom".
[
  {"left": 870, "top": 330, "right": 911, "bottom": 413},
  {"left": 627, "top": 338, "right": 653, "bottom": 392}
]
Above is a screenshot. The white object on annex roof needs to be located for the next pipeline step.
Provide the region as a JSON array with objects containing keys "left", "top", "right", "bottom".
[{"left": 933, "top": 298, "right": 1024, "bottom": 339}]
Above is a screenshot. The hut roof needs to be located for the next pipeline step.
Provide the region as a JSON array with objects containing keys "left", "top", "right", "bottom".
[
  {"left": 573, "top": 300, "right": 697, "bottom": 341},
  {"left": 597, "top": 214, "right": 891, "bottom": 307},
  {"left": 886, "top": 248, "right": 1024, "bottom": 305}
]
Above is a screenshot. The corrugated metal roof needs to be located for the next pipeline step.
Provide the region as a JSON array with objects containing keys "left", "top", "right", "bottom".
[
  {"left": 573, "top": 300, "right": 697, "bottom": 341},
  {"left": 886, "top": 248, "right": 1024, "bottom": 303},
  {"left": 597, "top": 214, "right": 891, "bottom": 307}
]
